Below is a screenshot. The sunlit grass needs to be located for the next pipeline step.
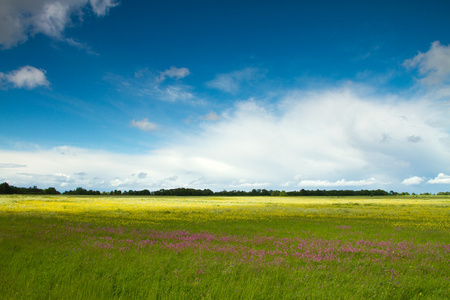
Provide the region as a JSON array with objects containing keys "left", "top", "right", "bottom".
[{"left": 1, "top": 195, "right": 449, "bottom": 299}]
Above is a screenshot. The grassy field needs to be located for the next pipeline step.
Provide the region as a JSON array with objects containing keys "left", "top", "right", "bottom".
[{"left": 0, "top": 195, "right": 449, "bottom": 299}]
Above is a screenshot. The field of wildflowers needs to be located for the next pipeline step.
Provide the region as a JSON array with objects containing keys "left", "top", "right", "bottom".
[{"left": 0, "top": 195, "right": 449, "bottom": 299}]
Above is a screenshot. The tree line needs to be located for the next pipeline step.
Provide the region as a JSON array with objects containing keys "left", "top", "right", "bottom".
[
  {"left": 0, "top": 181, "right": 436, "bottom": 196},
  {"left": 0, "top": 182, "right": 60, "bottom": 195}
]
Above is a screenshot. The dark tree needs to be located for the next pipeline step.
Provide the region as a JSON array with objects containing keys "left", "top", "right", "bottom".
[
  {"left": 0, "top": 182, "right": 13, "bottom": 194},
  {"left": 44, "top": 187, "right": 60, "bottom": 194}
]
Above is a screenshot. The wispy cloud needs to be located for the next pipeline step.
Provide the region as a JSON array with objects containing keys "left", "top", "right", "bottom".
[
  {"left": 65, "top": 38, "right": 99, "bottom": 55},
  {"left": 130, "top": 118, "right": 158, "bottom": 132},
  {"left": 108, "top": 67, "right": 201, "bottom": 104},
  {"left": 157, "top": 85, "right": 195, "bottom": 102},
  {"left": 0, "top": 163, "right": 27, "bottom": 168},
  {"left": 0, "top": 0, "right": 118, "bottom": 49},
  {"left": 198, "top": 111, "right": 221, "bottom": 121},
  {"left": 206, "top": 68, "right": 265, "bottom": 93},
  {"left": 0, "top": 66, "right": 49, "bottom": 89}
]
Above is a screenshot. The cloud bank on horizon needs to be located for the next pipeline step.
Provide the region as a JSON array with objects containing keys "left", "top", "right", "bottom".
[
  {"left": 1, "top": 0, "right": 450, "bottom": 192},
  {"left": 2, "top": 82, "right": 450, "bottom": 192}
]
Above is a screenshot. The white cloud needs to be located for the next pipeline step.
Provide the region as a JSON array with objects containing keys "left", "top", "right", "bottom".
[
  {"left": 159, "top": 66, "right": 190, "bottom": 82},
  {"left": 229, "top": 180, "right": 270, "bottom": 189},
  {"left": 404, "top": 41, "right": 450, "bottom": 85},
  {"left": 401, "top": 176, "right": 424, "bottom": 185},
  {"left": 15, "top": 172, "right": 73, "bottom": 186},
  {"left": 206, "top": 68, "right": 264, "bottom": 93},
  {"left": 89, "top": 0, "right": 118, "bottom": 16},
  {"left": 427, "top": 173, "right": 450, "bottom": 184},
  {"left": 130, "top": 118, "right": 157, "bottom": 132},
  {"left": 162, "top": 88, "right": 449, "bottom": 189},
  {"left": 1, "top": 87, "right": 450, "bottom": 192},
  {"left": 33, "top": 1, "right": 70, "bottom": 38},
  {"left": 298, "top": 178, "right": 377, "bottom": 187},
  {"left": 0, "top": 0, "right": 118, "bottom": 49},
  {"left": 0, "top": 66, "right": 50, "bottom": 89}
]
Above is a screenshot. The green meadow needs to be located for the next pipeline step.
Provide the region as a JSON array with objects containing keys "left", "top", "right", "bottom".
[{"left": 0, "top": 195, "right": 449, "bottom": 299}]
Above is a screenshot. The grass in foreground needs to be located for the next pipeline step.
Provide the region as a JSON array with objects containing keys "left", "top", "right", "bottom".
[{"left": 0, "top": 195, "right": 449, "bottom": 299}]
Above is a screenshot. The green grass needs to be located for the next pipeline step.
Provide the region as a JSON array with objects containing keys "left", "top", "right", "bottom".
[{"left": 0, "top": 195, "right": 449, "bottom": 299}]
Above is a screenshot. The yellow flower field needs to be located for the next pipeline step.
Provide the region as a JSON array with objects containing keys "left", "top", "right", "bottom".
[{"left": 1, "top": 194, "right": 449, "bottom": 229}]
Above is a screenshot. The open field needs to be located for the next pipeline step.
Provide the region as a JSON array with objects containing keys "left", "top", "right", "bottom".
[{"left": 1, "top": 195, "right": 449, "bottom": 299}]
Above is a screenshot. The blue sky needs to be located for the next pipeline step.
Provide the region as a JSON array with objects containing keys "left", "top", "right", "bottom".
[{"left": 1, "top": 0, "right": 450, "bottom": 193}]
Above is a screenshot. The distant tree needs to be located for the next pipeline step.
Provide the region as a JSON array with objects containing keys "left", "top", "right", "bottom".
[
  {"left": 0, "top": 182, "right": 12, "bottom": 194},
  {"left": 76, "top": 187, "right": 88, "bottom": 195},
  {"left": 44, "top": 187, "right": 60, "bottom": 194},
  {"left": 20, "top": 186, "right": 45, "bottom": 194},
  {"left": 261, "top": 189, "right": 270, "bottom": 196},
  {"left": 63, "top": 187, "right": 100, "bottom": 195}
]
